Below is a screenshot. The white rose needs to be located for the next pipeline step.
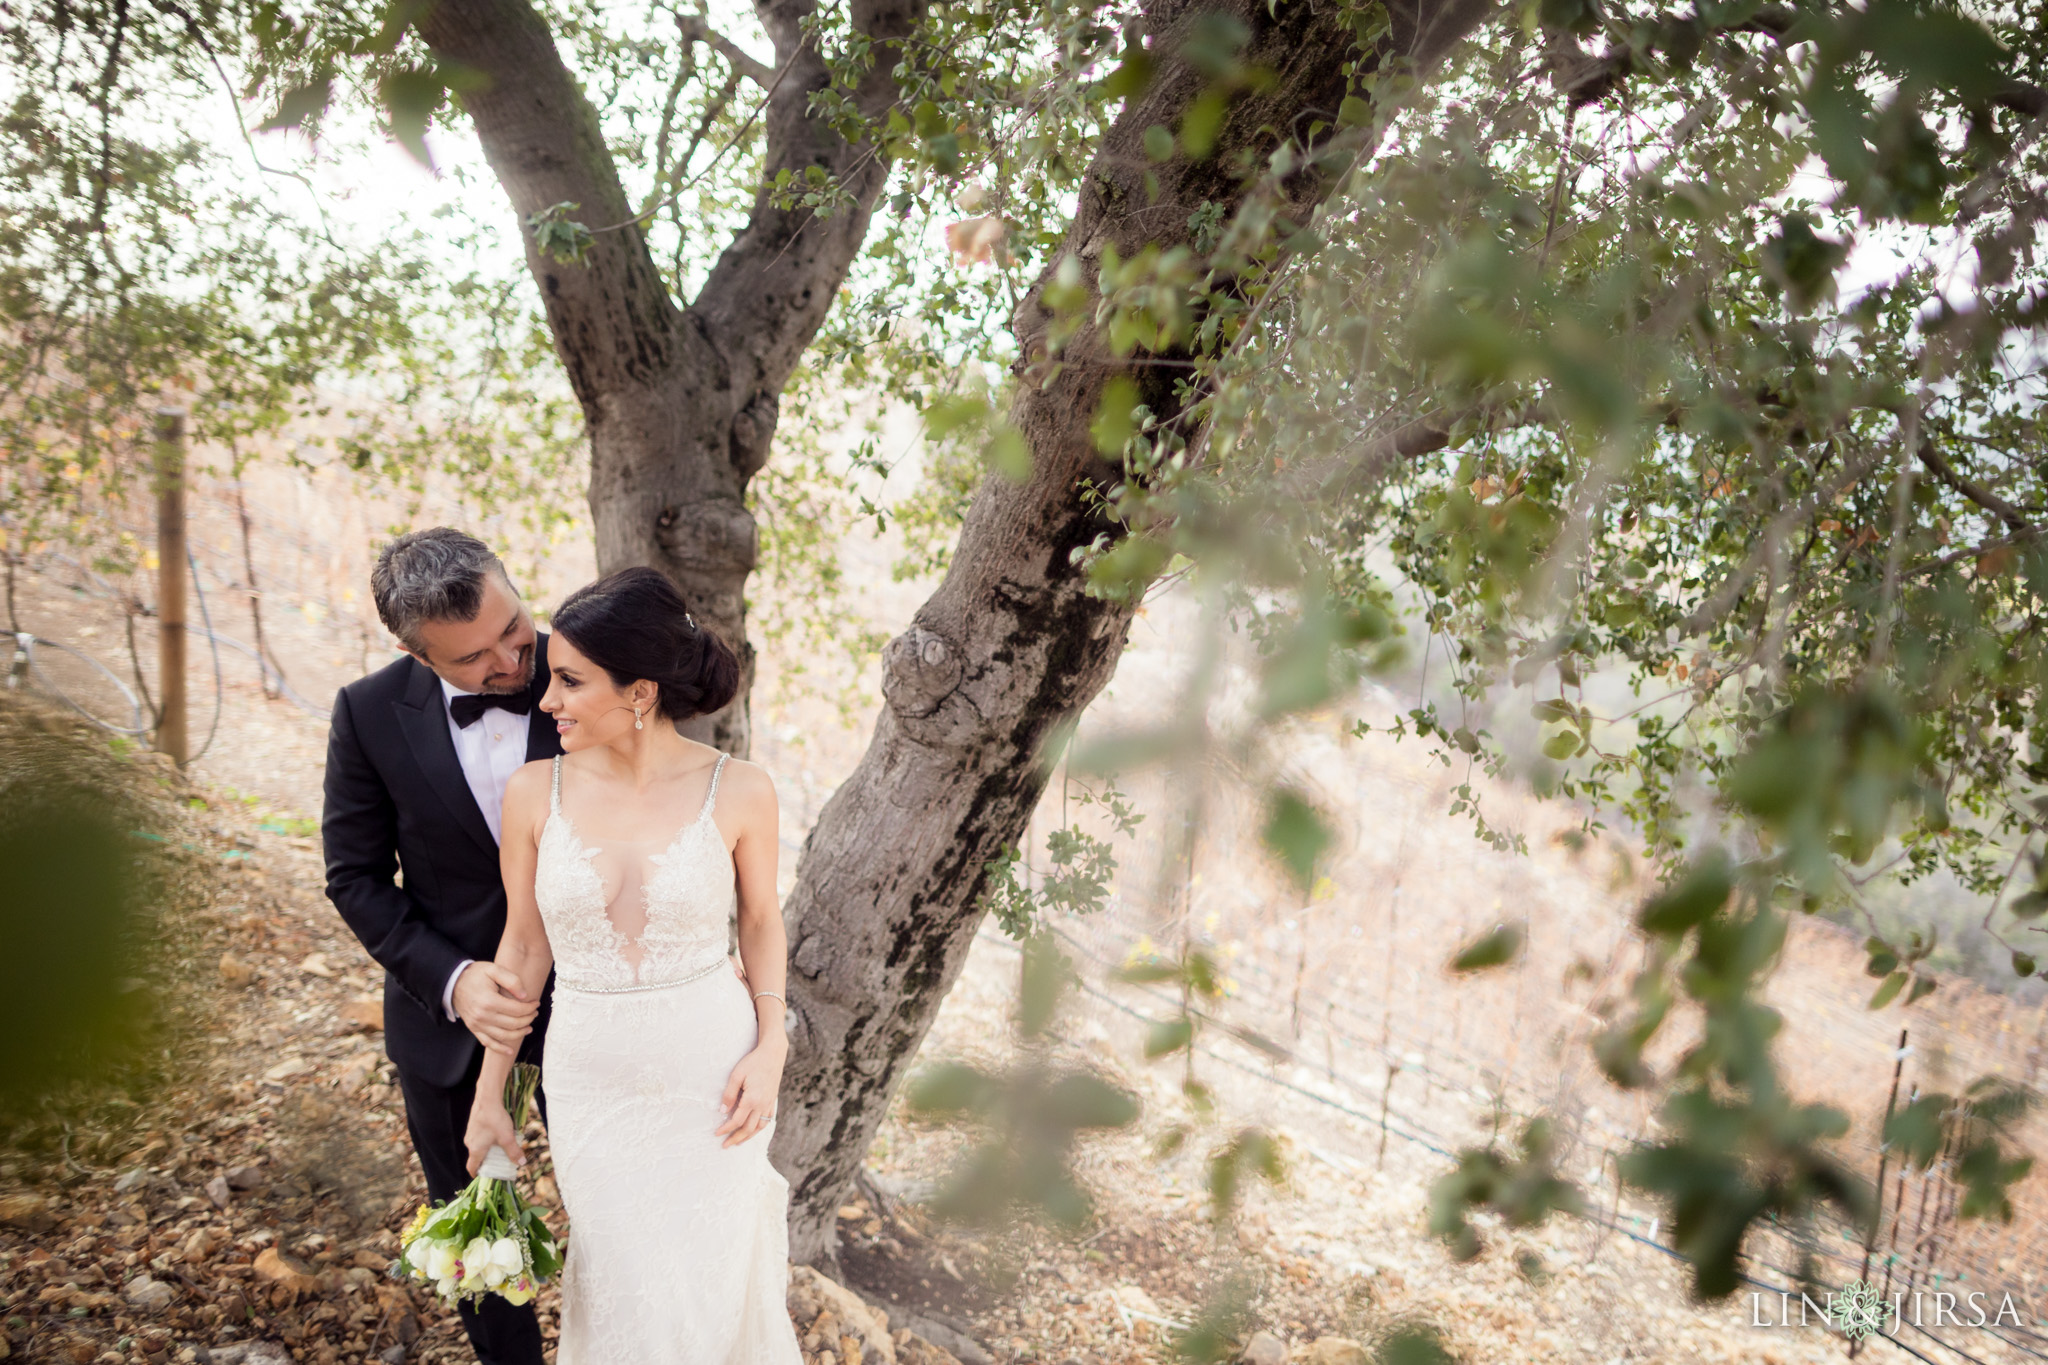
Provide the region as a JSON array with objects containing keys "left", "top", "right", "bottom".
[
  {"left": 484, "top": 1237, "right": 523, "bottom": 1288},
  {"left": 460, "top": 1236, "right": 493, "bottom": 1290},
  {"left": 424, "top": 1241, "right": 458, "bottom": 1282}
]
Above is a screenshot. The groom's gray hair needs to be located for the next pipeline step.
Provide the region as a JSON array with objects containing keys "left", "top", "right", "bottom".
[{"left": 371, "top": 527, "right": 509, "bottom": 650}]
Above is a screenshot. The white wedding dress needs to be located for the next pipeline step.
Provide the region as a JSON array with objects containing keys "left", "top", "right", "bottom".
[{"left": 533, "top": 753, "right": 801, "bottom": 1363}]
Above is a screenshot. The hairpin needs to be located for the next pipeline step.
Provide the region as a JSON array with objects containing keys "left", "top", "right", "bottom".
[{"left": 685, "top": 611, "right": 698, "bottom": 631}]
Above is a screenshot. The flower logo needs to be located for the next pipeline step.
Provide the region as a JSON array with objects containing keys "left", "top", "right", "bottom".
[{"left": 1829, "top": 1279, "right": 1894, "bottom": 1342}]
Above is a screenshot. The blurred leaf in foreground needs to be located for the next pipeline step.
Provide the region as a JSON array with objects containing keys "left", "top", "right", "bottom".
[
  {"left": 903, "top": 931, "right": 1140, "bottom": 1231},
  {"left": 0, "top": 719, "right": 146, "bottom": 1101}
]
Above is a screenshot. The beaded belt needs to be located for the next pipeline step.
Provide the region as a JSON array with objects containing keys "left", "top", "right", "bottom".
[{"left": 555, "top": 956, "right": 726, "bottom": 995}]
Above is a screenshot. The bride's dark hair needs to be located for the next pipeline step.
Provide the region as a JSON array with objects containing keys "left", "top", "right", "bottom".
[{"left": 550, "top": 567, "right": 740, "bottom": 721}]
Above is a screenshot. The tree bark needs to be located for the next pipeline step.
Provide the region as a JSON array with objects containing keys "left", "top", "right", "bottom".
[
  {"left": 771, "top": 0, "right": 1498, "bottom": 1264},
  {"left": 416, "top": 0, "right": 921, "bottom": 755}
]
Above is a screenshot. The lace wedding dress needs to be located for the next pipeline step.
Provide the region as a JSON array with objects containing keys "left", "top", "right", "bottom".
[{"left": 533, "top": 752, "right": 801, "bottom": 1363}]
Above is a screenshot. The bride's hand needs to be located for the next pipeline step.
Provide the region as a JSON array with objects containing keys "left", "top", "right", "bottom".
[
  {"left": 715, "top": 1041, "right": 785, "bottom": 1148},
  {"left": 464, "top": 1097, "right": 523, "bottom": 1178}
]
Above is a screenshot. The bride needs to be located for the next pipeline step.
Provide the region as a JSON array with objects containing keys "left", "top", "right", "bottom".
[{"left": 462, "top": 565, "right": 802, "bottom": 1363}]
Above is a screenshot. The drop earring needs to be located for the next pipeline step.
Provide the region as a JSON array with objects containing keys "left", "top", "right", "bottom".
[{"left": 633, "top": 704, "right": 644, "bottom": 731}]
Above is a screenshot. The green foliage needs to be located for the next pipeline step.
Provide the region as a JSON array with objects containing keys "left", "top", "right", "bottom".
[
  {"left": 1588, "top": 863, "right": 1876, "bottom": 1297},
  {"left": 979, "top": 776, "right": 1140, "bottom": 938},
  {"left": 526, "top": 201, "right": 595, "bottom": 266},
  {"left": 1884, "top": 1078, "right": 2038, "bottom": 1222},
  {"left": 1619, "top": 1083, "right": 1864, "bottom": 1298},
  {"left": 1166, "top": 1274, "right": 1258, "bottom": 1364},
  {"left": 1634, "top": 850, "right": 1732, "bottom": 937},
  {"left": 924, "top": 387, "right": 1032, "bottom": 484},
  {"left": 1260, "top": 788, "right": 1331, "bottom": 892},
  {"left": 1723, "top": 685, "right": 1928, "bottom": 889},
  {"left": 0, "top": 1, "right": 589, "bottom": 606},
  {"left": 1372, "top": 1323, "right": 1460, "bottom": 1365},
  {"left": 0, "top": 703, "right": 231, "bottom": 1169},
  {"left": 1448, "top": 921, "right": 1523, "bottom": 972},
  {"left": 1255, "top": 579, "right": 1400, "bottom": 719},
  {"left": 1044, "top": 0, "right": 2048, "bottom": 1299},
  {"left": 0, "top": 731, "right": 145, "bottom": 1099},
  {"left": 904, "top": 932, "right": 1140, "bottom": 1230},
  {"left": 1206, "top": 1127, "right": 1287, "bottom": 1213},
  {"left": 1427, "top": 1116, "right": 1583, "bottom": 1262},
  {"left": 1115, "top": 935, "right": 1291, "bottom": 1226}
]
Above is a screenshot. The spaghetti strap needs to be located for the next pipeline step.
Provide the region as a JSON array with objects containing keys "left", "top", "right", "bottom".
[
  {"left": 699, "top": 752, "right": 728, "bottom": 822},
  {"left": 550, "top": 755, "right": 563, "bottom": 814}
]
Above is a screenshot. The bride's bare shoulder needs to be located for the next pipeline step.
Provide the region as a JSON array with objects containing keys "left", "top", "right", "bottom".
[
  {"left": 708, "top": 753, "right": 776, "bottom": 814},
  {"left": 500, "top": 760, "right": 556, "bottom": 845},
  {"left": 507, "top": 757, "right": 555, "bottom": 797}
]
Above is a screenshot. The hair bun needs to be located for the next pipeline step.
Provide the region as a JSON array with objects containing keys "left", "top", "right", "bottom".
[{"left": 551, "top": 567, "right": 740, "bottom": 722}]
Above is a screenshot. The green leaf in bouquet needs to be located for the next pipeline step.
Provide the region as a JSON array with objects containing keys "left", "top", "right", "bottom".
[{"left": 524, "top": 1213, "right": 563, "bottom": 1279}]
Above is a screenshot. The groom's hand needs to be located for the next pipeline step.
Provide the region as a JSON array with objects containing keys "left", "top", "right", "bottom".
[{"left": 453, "top": 964, "right": 538, "bottom": 1058}]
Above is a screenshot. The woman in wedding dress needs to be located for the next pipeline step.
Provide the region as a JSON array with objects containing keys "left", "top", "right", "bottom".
[{"left": 463, "top": 566, "right": 802, "bottom": 1363}]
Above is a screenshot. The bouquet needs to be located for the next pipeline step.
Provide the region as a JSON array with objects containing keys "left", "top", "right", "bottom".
[{"left": 393, "top": 1062, "right": 561, "bottom": 1307}]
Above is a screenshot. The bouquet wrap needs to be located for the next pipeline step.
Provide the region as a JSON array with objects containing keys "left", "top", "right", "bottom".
[
  {"left": 392, "top": 1062, "right": 559, "bottom": 1307},
  {"left": 478, "top": 1145, "right": 519, "bottom": 1182}
]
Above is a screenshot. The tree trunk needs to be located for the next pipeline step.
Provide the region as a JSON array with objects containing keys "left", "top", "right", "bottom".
[
  {"left": 771, "top": 0, "right": 1497, "bottom": 1264},
  {"left": 417, "top": 0, "right": 921, "bottom": 755}
]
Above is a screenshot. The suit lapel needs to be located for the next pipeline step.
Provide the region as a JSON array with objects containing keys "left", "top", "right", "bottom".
[
  {"left": 392, "top": 656, "right": 500, "bottom": 857},
  {"left": 525, "top": 632, "right": 563, "bottom": 763}
]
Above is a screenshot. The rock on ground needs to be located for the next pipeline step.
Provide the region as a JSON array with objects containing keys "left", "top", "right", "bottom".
[{"left": 789, "top": 1264, "right": 965, "bottom": 1365}]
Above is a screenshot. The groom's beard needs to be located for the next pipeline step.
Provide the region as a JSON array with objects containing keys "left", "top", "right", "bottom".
[{"left": 475, "top": 642, "right": 537, "bottom": 696}]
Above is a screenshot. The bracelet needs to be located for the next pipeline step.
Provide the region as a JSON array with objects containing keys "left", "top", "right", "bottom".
[{"left": 752, "top": 991, "right": 785, "bottom": 1006}]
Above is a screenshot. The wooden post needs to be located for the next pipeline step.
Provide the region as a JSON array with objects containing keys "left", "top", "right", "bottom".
[
  {"left": 1851, "top": 1028, "right": 1909, "bottom": 1358},
  {"left": 154, "top": 408, "right": 187, "bottom": 767}
]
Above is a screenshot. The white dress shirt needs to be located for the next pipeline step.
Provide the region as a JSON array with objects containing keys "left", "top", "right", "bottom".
[{"left": 438, "top": 676, "right": 532, "bottom": 1022}]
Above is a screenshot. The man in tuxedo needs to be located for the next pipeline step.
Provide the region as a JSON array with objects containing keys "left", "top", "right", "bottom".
[{"left": 322, "top": 527, "right": 558, "bottom": 1365}]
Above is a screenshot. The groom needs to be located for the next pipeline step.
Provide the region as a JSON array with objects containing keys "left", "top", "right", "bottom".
[{"left": 322, "top": 527, "right": 558, "bottom": 1365}]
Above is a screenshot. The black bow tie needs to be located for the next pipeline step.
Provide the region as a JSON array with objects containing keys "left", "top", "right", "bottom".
[{"left": 450, "top": 691, "right": 532, "bottom": 728}]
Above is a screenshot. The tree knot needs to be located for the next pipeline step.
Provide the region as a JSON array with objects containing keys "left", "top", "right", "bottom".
[
  {"left": 653, "top": 497, "right": 759, "bottom": 575},
  {"left": 728, "top": 389, "right": 780, "bottom": 478},
  {"left": 881, "top": 625, "right": 965, "bottom": 719}
]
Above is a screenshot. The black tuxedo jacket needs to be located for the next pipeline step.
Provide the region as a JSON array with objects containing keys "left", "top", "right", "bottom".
[{"left": 321, "top": 633, "right": 563, "bottom": 1088}]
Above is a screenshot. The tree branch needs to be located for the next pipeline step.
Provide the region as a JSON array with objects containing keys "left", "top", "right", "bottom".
[
  {"left": 1993, "top": 79, "right": 2048, "bottom": 120},
  {"left": 677, "top": 13, "right": 775, "bottom": 90},
  {"left": 1909, "top": 526, "right": 2046, "bottom": 577},
  {"left": 1305, "top": 397, "right": 1557, "bottom": 503},
  {"left": 770, "top": 0, "right": 1501, "bottom": 1264},
  {"left": 1915, "top": 440, "right": 2039, "bottom": 535},
  {"left": 1547, "top": 6, "right": 2046, "bottom": 115},
  {"left": 414, "top": 0, "right": 679, "bottom": 407},
  {"left": 688, "top": 0, "right": 923, "bottom": 411}
]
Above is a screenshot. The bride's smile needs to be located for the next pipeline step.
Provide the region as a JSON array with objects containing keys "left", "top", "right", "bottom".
[{"left": 536, "top": 637, "right": 652, "bottom": 752}]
